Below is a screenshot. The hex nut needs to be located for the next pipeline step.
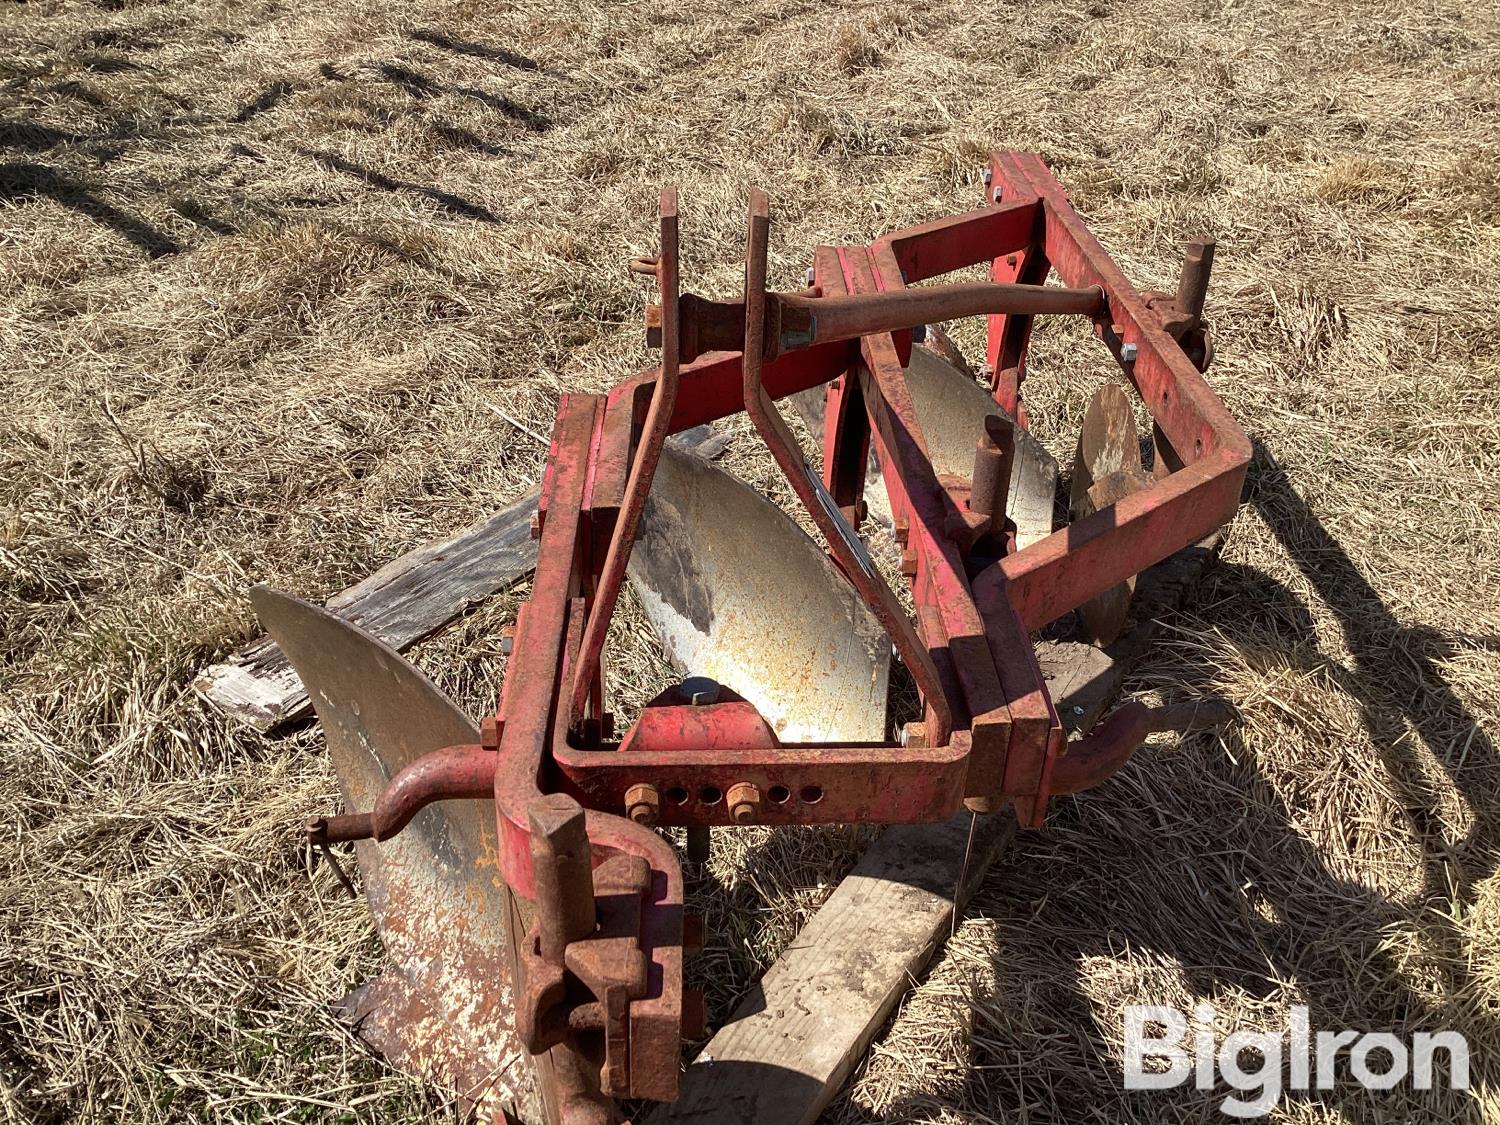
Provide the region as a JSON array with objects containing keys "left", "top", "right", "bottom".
[
  {"left": 625, "top": 783, "right": 660, "bottom": 826},
  {"left": 727, "top": 782, "right": 761, "bottom": 825}
]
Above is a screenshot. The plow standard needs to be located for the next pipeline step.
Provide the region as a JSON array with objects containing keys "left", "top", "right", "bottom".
[{"left": 252, "top": 152, "right": 1250, "bottom": 1122}]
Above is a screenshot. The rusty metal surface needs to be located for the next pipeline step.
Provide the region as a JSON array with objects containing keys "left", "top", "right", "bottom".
[{"left": 251, "top": 586, "right": 539, "bottom": 1124}]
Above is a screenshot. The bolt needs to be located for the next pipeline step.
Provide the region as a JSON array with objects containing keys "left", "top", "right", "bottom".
[
  {"left": 682, "top": 676, "right": 719, "bottom": 707},
  {"left": 912, "top": 323, "right": 928, "bottom": 344},
  {"left": 499, "top": 623, "right": 515, "bottom": 656},
  {"left": 727, "top": 782, "right": 760, "bottom": 825},
  {"left": 804, "top": 267, "right": 816, "bottom": 287},
  {"left": 982, "top": 167, "right": 993, "bottom": 188},
  {"left": 480, "top": 714, "right": 502, "bottom": 750},
  {"left": 1120, "top": 342, "right": 1139, "bottom": 364},
  {"left": 529, "top": 510, "right": 544, "bottom": 540},
  {"left": 1072, "top": 705, "right": 1085, "bottom": 716},
  {"left": 683, "top": 681, "right": 718, "bottom": 865},
  {"left": 625, "top": 783, "right": 660, "bottom": 826},
  {"left": 993, "top": 186, "right": 1004, "bottom": 204}
]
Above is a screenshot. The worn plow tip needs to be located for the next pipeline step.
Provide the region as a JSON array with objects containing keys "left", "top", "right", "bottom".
[
  {"left": 628, "top": 442, "right": 891, "bottom": 743},
  {"left": 250, "top": 586, "right": 541, "bottom": 1124}
]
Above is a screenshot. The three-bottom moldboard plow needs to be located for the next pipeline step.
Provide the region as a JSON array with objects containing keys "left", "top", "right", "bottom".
[{"left": 256, "top": 151, "right": 1250, "bottom": 1123}]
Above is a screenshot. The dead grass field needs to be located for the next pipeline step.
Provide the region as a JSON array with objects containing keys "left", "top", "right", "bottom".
[{"left": 3, "top": 0, "right": 1499, "bottom": 1120}]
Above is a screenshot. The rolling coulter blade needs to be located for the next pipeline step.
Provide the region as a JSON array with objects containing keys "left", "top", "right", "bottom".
[
  {"left": 1069, "top": 383, "right": 1151, "bottom": 645},
  {"left": 628, "top": 442, "right": 891, "bottom": 743},
  {"left": 251, "top": 587, "right": 540, "bottom": 1123}
]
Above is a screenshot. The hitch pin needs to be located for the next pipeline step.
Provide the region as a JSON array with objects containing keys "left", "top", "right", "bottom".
[{"left": 305, "top": 817, "right": 358, "bottom": 900}]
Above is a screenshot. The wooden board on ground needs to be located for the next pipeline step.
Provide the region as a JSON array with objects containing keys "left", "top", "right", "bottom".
[
  {"left": 193, "top": 488, "right": 540, "bottom": 731},
  {"left": 643, "top": 812, "right": 1015, "bottom": 1125},
  {"left": 645, "top": 534, "right": 1222, "bottom": 1125}
]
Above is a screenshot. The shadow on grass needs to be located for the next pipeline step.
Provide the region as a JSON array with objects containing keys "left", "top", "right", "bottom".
[
  {"left": 407, "top": 28, "right": 546, "bottom": 73},
  {"left": 305, "top": 149, "right": 501, "bottom": 224},
  {"left": 0, "top": 161, "right": 181, "bottom": 257},
  {"left": 828, "top": 439, "right": 1490, "bottom": 1122}
]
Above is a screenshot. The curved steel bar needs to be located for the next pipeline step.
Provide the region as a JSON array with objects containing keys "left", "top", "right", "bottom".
[
  {"left": 772, "top": 280, "right": 1104, "bottom": 355},
  {"left": 1047, "top": 699, "right": 1236, "bottom": 795},
  {"left": 737, "top": 189, "right": 954, "bottom": 744},
  {"left": 310, "top": 744, "right": 495, "bottom": 844},
  {"left": 568, "top": 188, "right": 681, "bottom": 729}
]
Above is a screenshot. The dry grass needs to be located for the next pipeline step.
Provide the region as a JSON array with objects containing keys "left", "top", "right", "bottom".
[{"left": 2, "top": 0, "right": 1498, "bottom": 1120}]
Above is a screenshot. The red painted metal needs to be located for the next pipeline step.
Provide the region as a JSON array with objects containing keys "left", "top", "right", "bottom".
[
  {"left": 568, "top": 189, "right": 681, "bottom": 729},
  {"left": 305, "top": 153, "right": 1250, "bottom": 1116}
]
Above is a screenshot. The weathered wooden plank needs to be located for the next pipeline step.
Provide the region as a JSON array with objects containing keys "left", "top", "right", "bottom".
[
  {"left": 647, "top": 535, "right": 1224, "bottom": 1125},
  {"left": 647, "top": 812, "right": 1016, "bottom": 1125},
  {"left": 193, "top": 488, "right": 540, "bottom": 731}
]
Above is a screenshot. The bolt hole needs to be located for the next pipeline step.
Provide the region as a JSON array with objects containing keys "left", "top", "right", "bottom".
[
  {"left": 800, "top": 785, "right": 824, "bottom": 805},
  {"left": 665, "top": 786, "right": 689, "bottom": 806},
  {"left": 1161, "top": 389, "right": 1170, "bottom": 404},
  {"left": 699, "top": 786, "right": 723, "bottom": 806},
  {"left": 1194, "top": 438, "right": 1204, "bottom": 456},
  {"left": 768, "top": 784, "right": 791, "bottom": 804}
]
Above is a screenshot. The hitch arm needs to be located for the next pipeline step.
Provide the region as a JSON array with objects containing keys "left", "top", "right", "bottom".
[{"left": 1047, "top": 699, "right": 1236, "bottom": 796}]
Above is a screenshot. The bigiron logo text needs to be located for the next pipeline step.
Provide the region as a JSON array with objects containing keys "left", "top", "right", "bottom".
[{"left": 1123, "top": 1003, "right": 1470, "bottom": 1117}]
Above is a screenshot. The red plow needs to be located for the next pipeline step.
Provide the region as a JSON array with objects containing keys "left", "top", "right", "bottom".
[{"left": 255, "top": 151, "right": 1249, "bottom": 1122}]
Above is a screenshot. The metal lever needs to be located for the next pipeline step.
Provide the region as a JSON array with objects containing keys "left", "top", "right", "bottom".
[
  {"left": 569, "top": 189, "right": 682, "bottom": 730},
  {"left": 737, "top": 189, "right": 954, "bottom": 744}
]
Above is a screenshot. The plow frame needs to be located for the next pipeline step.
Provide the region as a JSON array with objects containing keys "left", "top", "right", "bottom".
[{"left": 304, "top": 151, "right": 1250, "bottom": 1117}]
